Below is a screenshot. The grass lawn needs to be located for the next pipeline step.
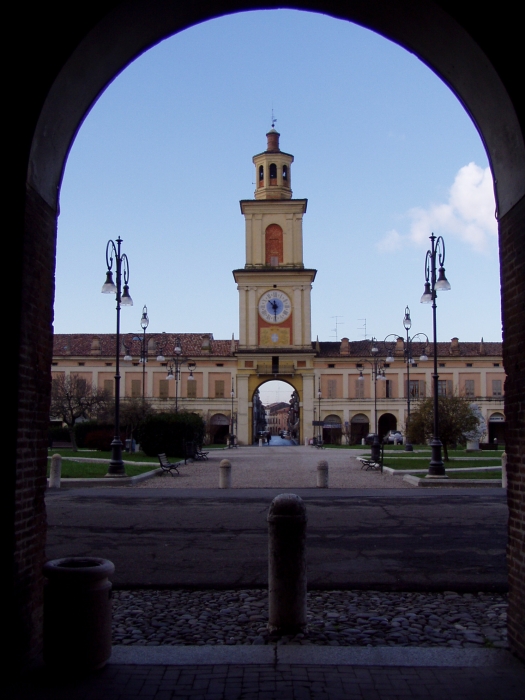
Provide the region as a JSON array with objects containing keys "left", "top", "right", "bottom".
[
  {"left": 384, "top": 458, "right": 502, "bottom": 470},
  {"left": 46, "top": 459, "right": 158, "bottom": 478},
  {"left": 445, "top": 470, "right": 502, "bottom": 480},
  {"left": 48, "top": 448, "right": 159, "bottom": 462}
]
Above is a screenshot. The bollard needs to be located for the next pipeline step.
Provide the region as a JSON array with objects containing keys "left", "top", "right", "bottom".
[
  {"left": 317, "top": 460, "right": 329, "bottom": 488},
  {"left": 43, "top": 557, "right": 115, "bottom": 670},
  {"left": 502, "top": 452, "right": 507, "bottom": 489},
  {"left": 219, "top": 459, "right": 232, "bottom": 488},
  {"left": 267, "top": 494, "right": 307, "bottom": 635},
  {"left": 259, "top": 438, "right": 263, "bottom": 447},
  {"left": 49, "top": 453, "right": 62, "bottom": 489}
]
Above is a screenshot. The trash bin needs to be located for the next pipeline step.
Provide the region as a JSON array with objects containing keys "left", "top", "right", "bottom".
[{"left": 43, "top": 557, "right": 115, "bottom": 670}]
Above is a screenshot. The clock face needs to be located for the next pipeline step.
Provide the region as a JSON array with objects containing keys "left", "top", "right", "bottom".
[{"left": 258, "top": 290, "right": 292, "bottom": 324}]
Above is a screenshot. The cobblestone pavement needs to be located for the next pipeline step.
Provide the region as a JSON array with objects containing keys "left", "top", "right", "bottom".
[
  {"left": 112, "top": 589, "right": 508, "bottom": 649},
  {"left": 136, "top": 446, "right": 415, "bottom": 489}
]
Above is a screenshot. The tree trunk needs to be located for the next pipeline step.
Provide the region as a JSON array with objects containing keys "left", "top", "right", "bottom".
[
  {"left": 68, "top": 425, "right": 78, "bottom": 451},
  {"left": 443, "top": 443, "right": 449, "bottom": 461}
]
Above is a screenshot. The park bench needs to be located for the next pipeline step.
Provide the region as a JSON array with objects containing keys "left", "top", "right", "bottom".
[
  {"left": 157, "top": 453, "right": 180, "bottom": 476},
  {"left": 184, "top": 441, "right": 209, "bottom": 463},
  {"left": 357, "top": 443, "right": 384, "bottom": 473}
]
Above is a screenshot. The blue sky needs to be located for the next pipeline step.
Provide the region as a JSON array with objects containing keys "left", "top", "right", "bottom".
[{"left": 56, "top": 9, "right": 500, "bottom": 357}]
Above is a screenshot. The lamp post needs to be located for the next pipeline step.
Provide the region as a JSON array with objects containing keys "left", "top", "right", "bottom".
[
  {"left": 101, "top": 237, "right": 133, "bottom": 475},
  {"left": 166, "top": 337, "right": 196, "bottom": 412},
  {"left": 357, "top": 338, "right": 386, "bottom": 462},
  {"left": 123, "top": 306, "right": 166, "bottom": 406},
  {"left": 401, "top": 307, "right": 429, "bottom": 451},
  {"left": 383, "top": 311, "right": 429, "bottom": 451},
  {"left": 420, "top": 233, "right": 451, "bottom": 477}
]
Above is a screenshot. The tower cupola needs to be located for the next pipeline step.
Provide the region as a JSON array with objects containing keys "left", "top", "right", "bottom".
[{"left": 253, "top": 129, "right": 294, "bottom": 200}]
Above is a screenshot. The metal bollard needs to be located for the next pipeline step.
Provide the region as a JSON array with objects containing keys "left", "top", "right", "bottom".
[
  {"left": 502, "top": 452, "right": 507, "bottom": 489},
  {"left": 267, "top": 494, "right": 307, "bottom": 635},
  {"left": 49, "top": 453, "right": 62, "bottom": 489},
  {"left": 317, "top": 460, "right": 328, "bottom": 488},
  {"left": 219, "top": 459, "right": 232, "bottom": 488}
]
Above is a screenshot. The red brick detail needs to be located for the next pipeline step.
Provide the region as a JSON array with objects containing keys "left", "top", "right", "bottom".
[{"left": 499, "top": 194, "right": 525, "bottom": 662}]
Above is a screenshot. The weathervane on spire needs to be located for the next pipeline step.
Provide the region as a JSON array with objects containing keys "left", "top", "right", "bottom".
[{"left": 271, "top": 108, "right": 277, "bottom": 129}]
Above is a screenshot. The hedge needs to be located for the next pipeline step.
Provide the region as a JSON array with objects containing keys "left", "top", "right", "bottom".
[{"left": 137, "top": 412, "right": 205, "bottom": 457}]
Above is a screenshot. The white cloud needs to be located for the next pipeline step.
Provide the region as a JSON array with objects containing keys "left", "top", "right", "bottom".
[
  {"left": 377, "top": 163, "right": 497, "bottom": 254},
  {"left": 376, "top": 228, "right": 403, "bottom": 252}
]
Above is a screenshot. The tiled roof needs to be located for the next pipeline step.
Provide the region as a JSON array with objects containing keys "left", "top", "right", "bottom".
[
  {"left": 53, "top": 333, "right": 238, "bottom": 358},
  {"left": 315, "top": 339, "right": 502, "bottom": 358},
  {"left": 52, "top": 333, "right": 502, "bottom": 359}
]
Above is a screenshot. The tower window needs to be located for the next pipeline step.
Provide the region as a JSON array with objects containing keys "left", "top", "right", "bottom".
[
  {"left": 282, "top": 165, "right": 288, "bottom": 181},
  {"left": 265, "top": 224, "right": 283, "bottom": 265},
  {"left": 269, "top": 163, "right": 277, "bottom": 184},
  {"left": 258, "top": 165, "right": 264, "bottom": 186}
]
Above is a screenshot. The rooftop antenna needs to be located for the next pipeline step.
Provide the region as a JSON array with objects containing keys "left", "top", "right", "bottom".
[
  {"left": 331, "top": 316, "right": 343, "bottom": 341},
  {"left": 357, "top": 318, "right": 368, "bottom": 340}
]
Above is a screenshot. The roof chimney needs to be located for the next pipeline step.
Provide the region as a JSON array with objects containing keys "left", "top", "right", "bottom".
[
  {"left": 340, "top": 337, "right": 350, "bottom": 355},
  {"left": 450, "top": 337, "right": 460, "bottom": 355}
]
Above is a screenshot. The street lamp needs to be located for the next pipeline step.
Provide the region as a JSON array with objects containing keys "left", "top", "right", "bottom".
[
  {"left": 383, "top": 310, "right": 429, "bottom": 451},
  {"left": 101, "top": 237, "right": 133, "bottom": 476},
  {"left": 420, "top": 233, "right": 451, "bottom": 477},
  {"left": 401, "top": 307, "right": 429, "bottom": 452},
  {"left": 166, "top": 337, "right": 196, "bottom": 412},
  {"left": 123, "top": 306, "right": 166, "bottom": 405},
  {"left": 357, "top": 338, "right": 386, "bottom": 461}
]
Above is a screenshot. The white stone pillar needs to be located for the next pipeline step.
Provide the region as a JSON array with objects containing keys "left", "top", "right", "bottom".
[
  {"left": 293, "top": 286, "right": 302, "bottom": 347},
  {"left": 302, "top": 373, "right": 315, "bottom": 442},
  {"left": 236, "top": 374, "right": 250, "bottom": 445},
  {"left": 248, "top": 287, "right": 257, "bottom": 347}
]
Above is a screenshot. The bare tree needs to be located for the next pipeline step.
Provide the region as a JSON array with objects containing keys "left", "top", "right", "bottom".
[
  {"left": 407, "top": 394, "right": 479, "bottom": 460},
  {"left": 50, "top": 375, "right": 111, "bottom": 450},
  {"left": 120, "top": 397, "right": 154, "bottom": 445}
]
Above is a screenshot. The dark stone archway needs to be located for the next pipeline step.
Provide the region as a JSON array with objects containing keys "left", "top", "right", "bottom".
[{"left": 11, "top": 1, "right": 525, "bottom": 664}]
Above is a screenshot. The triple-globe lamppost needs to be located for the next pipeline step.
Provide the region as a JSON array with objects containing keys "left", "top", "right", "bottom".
[
  {"left": 384, "top": 309, "right": 429, "bottom": 452},
  {"left": 166, "top": 337, "right": 196, "bottom": 412},
  {"left": 420, "top": 233, "right": 451, "bottom": 477},
  {"left": 358, "top": 339, "right": 387, "bottom": 462},
  {"left": 101, "top": 237, "right": 133, "bottom": 476},
  {"left": 123, "top": 305, "right": 166, "bottom": 405}
]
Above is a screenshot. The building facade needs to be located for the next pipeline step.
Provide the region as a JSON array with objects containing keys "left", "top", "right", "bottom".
[{"left": 52, "top": 130, "right": 505, "bottom": 445}]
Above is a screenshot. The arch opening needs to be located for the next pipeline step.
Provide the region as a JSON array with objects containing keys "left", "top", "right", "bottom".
[{"left": 13, "top": 0, "right": 525, "bottom": 664}]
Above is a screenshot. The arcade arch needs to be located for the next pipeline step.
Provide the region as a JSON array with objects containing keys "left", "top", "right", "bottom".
[
  {"left": 378, "top": 412, "right": 397, "bottom": 439},
  {"left": 13, "top": 0, "right": 525, "bottom": 663},
  {"left": 256, "top": 379, "right": 300, "bottom": 443}
]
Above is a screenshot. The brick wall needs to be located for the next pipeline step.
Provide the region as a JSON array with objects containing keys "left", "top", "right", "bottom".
[
  {"left": 499, "top": 194, "right": 525, "bottom": 661},
  {"left": 12, "top": 184, "right": 56, "bottom": 663}
]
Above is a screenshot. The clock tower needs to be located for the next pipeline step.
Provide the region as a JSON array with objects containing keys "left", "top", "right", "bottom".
[
  {"left": 233, "top": 129, "right": 317, "bottom": 444},
  {"left": 233, "top": 128, "right": 316, "bottom": 350}
]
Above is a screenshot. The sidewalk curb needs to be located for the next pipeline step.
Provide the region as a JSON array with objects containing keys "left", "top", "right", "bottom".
[
  {"left": 110, "top": 644, "right": 522, "bottom": 669},
  {"left": 46, "top": 467, "right": 163, "bottom": 489},
  {"left": 402, "top": 474, "right": 503, "bottom": 488}
]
